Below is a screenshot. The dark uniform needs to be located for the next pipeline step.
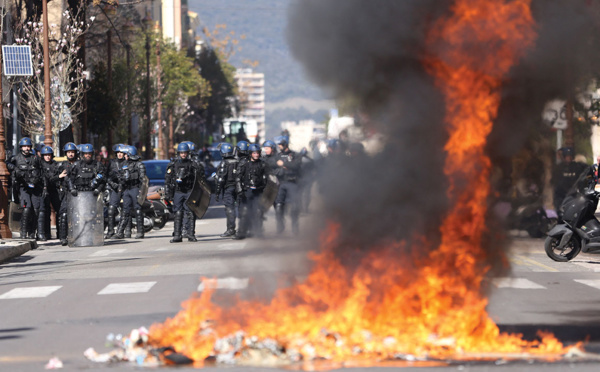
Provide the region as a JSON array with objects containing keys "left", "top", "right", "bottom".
[
  {"left": 552, "top": 148, "right": 588, "bottom": 216},
  {"left": 273, "top": 136, "right": 302, "bottom": 234},
  {"left": 235, "top": 147, "right": 267, "bottom": 239},
  {"left": 180, "top": 142, "right": 206, "bottom": 242},
  {"left": 115, "top": 147, "right": 146, "bottom": 239},
  {"left": 9, "top": 139, "right": 44, "bottom": 239},
  {"left": 165, "top": 143, "right": 198, "bottom": 243},
  {"left": 215, "top": 143, "right": 239, "bottom": 237},
  {"left": 105, "top": 146, "right": 126, "bottom": 238},
  {"left": 67, "top": 157, "right": 106, "bottom": 196},
  {"left": 40, "top": 147, "right": 63, "bottom": 240},
  {"left": 57, "top": 143, "right": 79, "bottom": 245}
]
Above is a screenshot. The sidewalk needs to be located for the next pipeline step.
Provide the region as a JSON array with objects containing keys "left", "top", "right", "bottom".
[{"left": 0, "top": 239, "right": 37, "bottom": 263}]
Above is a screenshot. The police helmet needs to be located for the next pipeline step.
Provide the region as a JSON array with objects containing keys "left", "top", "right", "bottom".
[
  {"left": 40, "top": 146, "right": 53, "bottom": 155},
  {"left": 249, "top": 144, "right": 261, "bottom": 153},
  {"left": 262, "top": 140, "right": 276, "bottom": 150},
  {"left": 113, "top": 143, "right": 126, "bottom": 153},
  {"left": 561, "top": 147, "right": 574, "bottom": 157},
  {"left": 182, "top": 141, "right": 196, "bottom": 152},
  {"left": 177, "top": 143, "right": 190, "bottom": 153},
  {"left": 76, "top": 144, "right": 84, "bottom": 153},
  {"left": 80, "top": 144, "right": 94, "bottom": 153},
  {"left": 274, "top": 136, "right": 289, "bottom": 147},
  {"left": 327, "top": 139, "right": 339, "bottom": 150},
  {"left": 300, "top": 147, "right": 308, "bottom": 157},
  {"left": 220, "top": 143, "right": 234, "bottom": 157},
  {"left": 236, "top": 141, "right": 250, "bottom": 154},
  {"left": 63, "top": 142, "right": 77, "bottom": 152},
  {"left": 124, "top": 145, "right": 138, "bottom": 156},
  {"left": 18, "top": 137, "right": 33, "bottom": 147}
]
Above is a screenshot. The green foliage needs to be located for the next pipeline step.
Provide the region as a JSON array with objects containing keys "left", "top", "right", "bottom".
[{"left": 87, "top": 62, "right": 122, "bottom": 143}]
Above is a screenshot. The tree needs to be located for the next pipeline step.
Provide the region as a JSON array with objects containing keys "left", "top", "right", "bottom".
[
  {"left": 11, "top": 11, "right": 89, "bottom": 140},
  {"left": 86, "top": 61, "right": 121, "bottom": 145}
]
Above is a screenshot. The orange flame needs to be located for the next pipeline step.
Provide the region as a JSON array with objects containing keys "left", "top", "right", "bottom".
[{"left": 149, "top": 0, "right": 568, "bottom": 365}]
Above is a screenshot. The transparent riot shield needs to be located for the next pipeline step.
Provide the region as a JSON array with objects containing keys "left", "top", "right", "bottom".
[
  {"left": 260, "top": 174, "right": 280, "bottom": 213},
  {"left": 67, "top": 191, "right": 104, "bottom": 247},
  {"left": 186, "top": 176, "right": 211, "bottom": 219}
]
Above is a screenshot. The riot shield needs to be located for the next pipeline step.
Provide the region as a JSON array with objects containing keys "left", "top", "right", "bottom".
[
  {"left": 186, "top": 176, "right": 211, "bottom": 219},
  {"left": 260, "top": 174, "right": 280, "bottom": 213},
  {"left": 138, "top": 176, "right": 149, "bottom": 206},
  {"left": 67, "top": 191, "right": 104, "bottom": 247},
  {"left": 8, "top": 201, "right": 22, "bottom": 233}
]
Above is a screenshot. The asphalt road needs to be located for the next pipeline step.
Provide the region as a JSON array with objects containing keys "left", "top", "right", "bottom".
[{"left": 2, "top": 210, "right": 600, "bottom": 371}]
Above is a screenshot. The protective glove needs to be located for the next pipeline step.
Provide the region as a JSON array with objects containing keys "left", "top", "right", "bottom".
[
  {"left": 70, "top": 189, "right": 78, "bottom": 197},
  {"left": 42, "top": 189, "right": 48, "bottom": 199},
  {"left": 93, "top": 189, "right": 100, "bottom": 196}
]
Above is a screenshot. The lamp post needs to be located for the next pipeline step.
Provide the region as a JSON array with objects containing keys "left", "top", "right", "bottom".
[
  {"left": 0, "top": 46, "right": 11, "bottom": 238},
  {"left": 155, "top": 23, "right": 163, "bottom": 160},
  {"left": 143, "top": 10, "right": 153, "bottom": 159}
]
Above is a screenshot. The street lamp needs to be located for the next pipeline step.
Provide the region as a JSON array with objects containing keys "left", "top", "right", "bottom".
[{"left": 142, "top": 10, "right": 153, "bottom": 159}]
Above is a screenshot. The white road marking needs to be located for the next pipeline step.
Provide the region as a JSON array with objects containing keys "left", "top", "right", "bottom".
[
  {"left": 574, "top": 279, "right": 600, "bottom": 289},
  {"left": 572, "top": 262, "right": 600, "bottom": 272},
  {"left": 492, "top": 278, "right": 546, "bottom": 289},
  {"left": 197, "top": 277, "right": 249, "bottom": 292},
  {"left": 0, "top": 286, "right": 62, "bottom": 299},
  {"left": 97, "top": 282, "right": 156, "bottom": 295},
  {"left": 216, "top": 242, "right": 247, "bottom": 251},
  {"left": 155, "top": 248, "right": 170, "bottom": 251},
  {"left": 89, "top": 249, "right": 126, "bottom": 257}
]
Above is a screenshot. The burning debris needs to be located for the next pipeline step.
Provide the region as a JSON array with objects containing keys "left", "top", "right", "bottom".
[{"left": 85, "top": 0, "right": 600, "bottom": 368}]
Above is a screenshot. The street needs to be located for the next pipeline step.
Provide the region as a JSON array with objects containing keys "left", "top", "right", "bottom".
[{"left": 2, "top": 210, "right": 600, "bottom": 371}]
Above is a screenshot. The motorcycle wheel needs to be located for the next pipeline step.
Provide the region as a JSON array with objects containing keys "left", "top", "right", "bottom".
[
  {"left": 544, "top": 235, "right": 581, "bottom": 262},
  {"left": 153, "top": 215, "right": 167, "bottom": 230}
]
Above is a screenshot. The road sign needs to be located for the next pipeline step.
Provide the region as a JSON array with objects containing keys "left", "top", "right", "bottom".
[{"left": 2, "top": 45, "right": 33, "bottom": 76}]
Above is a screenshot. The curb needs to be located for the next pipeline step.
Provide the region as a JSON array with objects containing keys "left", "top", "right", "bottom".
[{"left": 0, "top": 239, "right": 37, "bottom": 263}]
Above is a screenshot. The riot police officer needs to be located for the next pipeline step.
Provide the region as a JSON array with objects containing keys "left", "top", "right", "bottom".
[
  {"left": 180, "top": 141, "right": 206, "bottom": 241},
  {"left": 114, "top": 146, "right": 146, "bottom": 239},
  {"left": 273, "top": 136, "right": 302, "bottom": 235},
  {"left": 40, "top": 145, "right": 62, "bottom": 240},
  {"left": 57, "top": 142, "right": 78, "bottom": 245},
  {"left": 67, "top": 144, "right": 105, "bottom": 199},
  {"left": 105, "top": 144, "right": 126, "bottom": 239},
  {"left": 8, "top": 137, "right": 44, "bottom": 239},
  {"left": 165, "top": 143, "right": 198, "bottom": 243},
  {"left": 215, "top": 143, "right": 239, "bottom": 237},
  {"left": 552, "top": 147, "right": 588, "bottom": 216},
  {"left": 262, "top": 140, "right": 278, "bottom": 173},
  {"left": 235, "top": 144, "right": 267, "bottom": 239},
  {"left": 236, "top": 141, "right": 250, "bottom": 162}
]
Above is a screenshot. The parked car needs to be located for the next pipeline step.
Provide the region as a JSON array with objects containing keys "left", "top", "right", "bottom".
[{"left": 143, "top": 160, "right": 170, "bottom": 186}]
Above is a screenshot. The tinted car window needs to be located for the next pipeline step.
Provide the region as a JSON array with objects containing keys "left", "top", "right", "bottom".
[
  {"left": 210, "top": 150, "right": 222, "bottom": 161},
  {"left": 145, "top": 162, "right": 168, "bottom": 179}
]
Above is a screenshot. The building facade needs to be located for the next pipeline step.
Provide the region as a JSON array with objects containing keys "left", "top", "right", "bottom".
[{"left": 234, "top": 68, "right": 265, "bottom": 141}]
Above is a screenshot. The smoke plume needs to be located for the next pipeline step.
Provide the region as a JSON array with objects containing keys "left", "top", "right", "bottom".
[{"left": 286, "top": 0, "right": 600, "bottom": 254}]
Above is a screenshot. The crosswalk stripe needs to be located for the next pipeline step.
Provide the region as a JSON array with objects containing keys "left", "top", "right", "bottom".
[
  {"left": 216, "top": 242, "right": 247, "bottom": 251},
  {"left": 89, "top": 249, "right": 126, "bottom": 257},
  {"left": 0, "top": 286, "right": 62, "bottom": 299},
  {"left": 574, "top": 279, "right": 600, "bottom": 289},
  {"left": 572, "top": 262, "right": 600, "bottom": 272},
  {"left": 97, "top": 282, "right": 156, "bottom": 295},
  {"left": 197, "top": 277, "right": 249, "bottom": 292},
  {"left": 492, "top": 278, "right": 546, "bottom": 289}
]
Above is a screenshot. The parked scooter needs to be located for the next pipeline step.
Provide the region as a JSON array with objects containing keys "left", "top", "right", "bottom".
[
  {"left": 103, "top": 186, "right": 170, "bottom": 233},
  {"left": 545, "top": 166, "right": 600, "bottom": 262}
]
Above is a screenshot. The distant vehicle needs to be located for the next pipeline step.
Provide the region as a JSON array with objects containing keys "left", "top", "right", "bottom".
[
  {"left": 223, "top": 119, "right": 258, "bottom": 143},
  {"left": 143, "top": 160, "right": 170, "bottom": 186}
]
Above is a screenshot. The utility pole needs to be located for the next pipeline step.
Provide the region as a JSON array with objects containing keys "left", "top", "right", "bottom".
[
  {"left": 106, "top": 29, "right": 113, "bottom": 151},
  {"left": 126, "top": 45, "right": 132, "bottom": 144},
  {"left": 156, "top": 26, "right": 163, "bottom": 159},
  {"left": 42, "top": 0, "right": 52, "bottom": 147}
]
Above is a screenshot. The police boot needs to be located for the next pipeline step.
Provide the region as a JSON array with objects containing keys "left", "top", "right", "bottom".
[
  {"left": 275, "top": 203, "right": 285, "bottom": 234},
  {"left": 21, "top": 207, "right": 33, "bottom": 239},
  {"left": 44, "top": 209, "right": 52, "bottom": 239},
  {"left": 36, "top": 209, "right": 47, "bottom": 241},
  {"left": 114, "top": 214, "right": 128, "bottom": 239},
  {"left": 184, "top": 211, "right": 197, "bottom": 242},
  {"left": 220, "top": 207, "right": 236, "bottom": 237},
  {"left": 59, "top": 213, "right": 68, "bottom": 246},
  {"left": 124, "top": 216, "right": 132, "bottom": 238},
  {"left": 234, "top": 205, "right": 248, "bottom": 240},
  {"left": 170, "top": 210, "right": 183, "bottom": 243},
  {"left": 104, "top": 205, "right": 116, "bottom": 239},
  {"left": 135, "top": 209, "right": 145, "bottom": 239}
]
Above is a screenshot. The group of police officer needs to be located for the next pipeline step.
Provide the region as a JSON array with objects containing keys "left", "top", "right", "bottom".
[
  {"left": 7, "top": 138, "right": 147, "bottom": 245},
  {"left": 6, "top": 134, "right": 306, "bottom": 244}
]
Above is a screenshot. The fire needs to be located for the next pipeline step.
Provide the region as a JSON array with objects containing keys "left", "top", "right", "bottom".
[{"left": 149, "top": 0, "right": 569, "bottom": 366}]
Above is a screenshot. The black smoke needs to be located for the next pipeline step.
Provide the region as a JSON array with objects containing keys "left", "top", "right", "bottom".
[{"left": 285, "top": 0, "right": 600, "bottom": 256}]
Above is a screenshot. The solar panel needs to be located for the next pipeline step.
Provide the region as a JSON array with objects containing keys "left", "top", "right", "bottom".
[{"left": 2, "top": 45, "right": 33, "bottom": 76}]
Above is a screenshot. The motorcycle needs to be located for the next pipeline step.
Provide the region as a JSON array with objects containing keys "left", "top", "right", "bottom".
[
  {"left": 103, "top": 186, "right": 170, "bottom": 233},
  {"left": 545, "top": 167, "right": 600, "bottom": 262}
]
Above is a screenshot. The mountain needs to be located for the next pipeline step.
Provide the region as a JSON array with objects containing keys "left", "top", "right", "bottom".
[{"left": 188, "top": 0, "right": 333, "bottom": 129}]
